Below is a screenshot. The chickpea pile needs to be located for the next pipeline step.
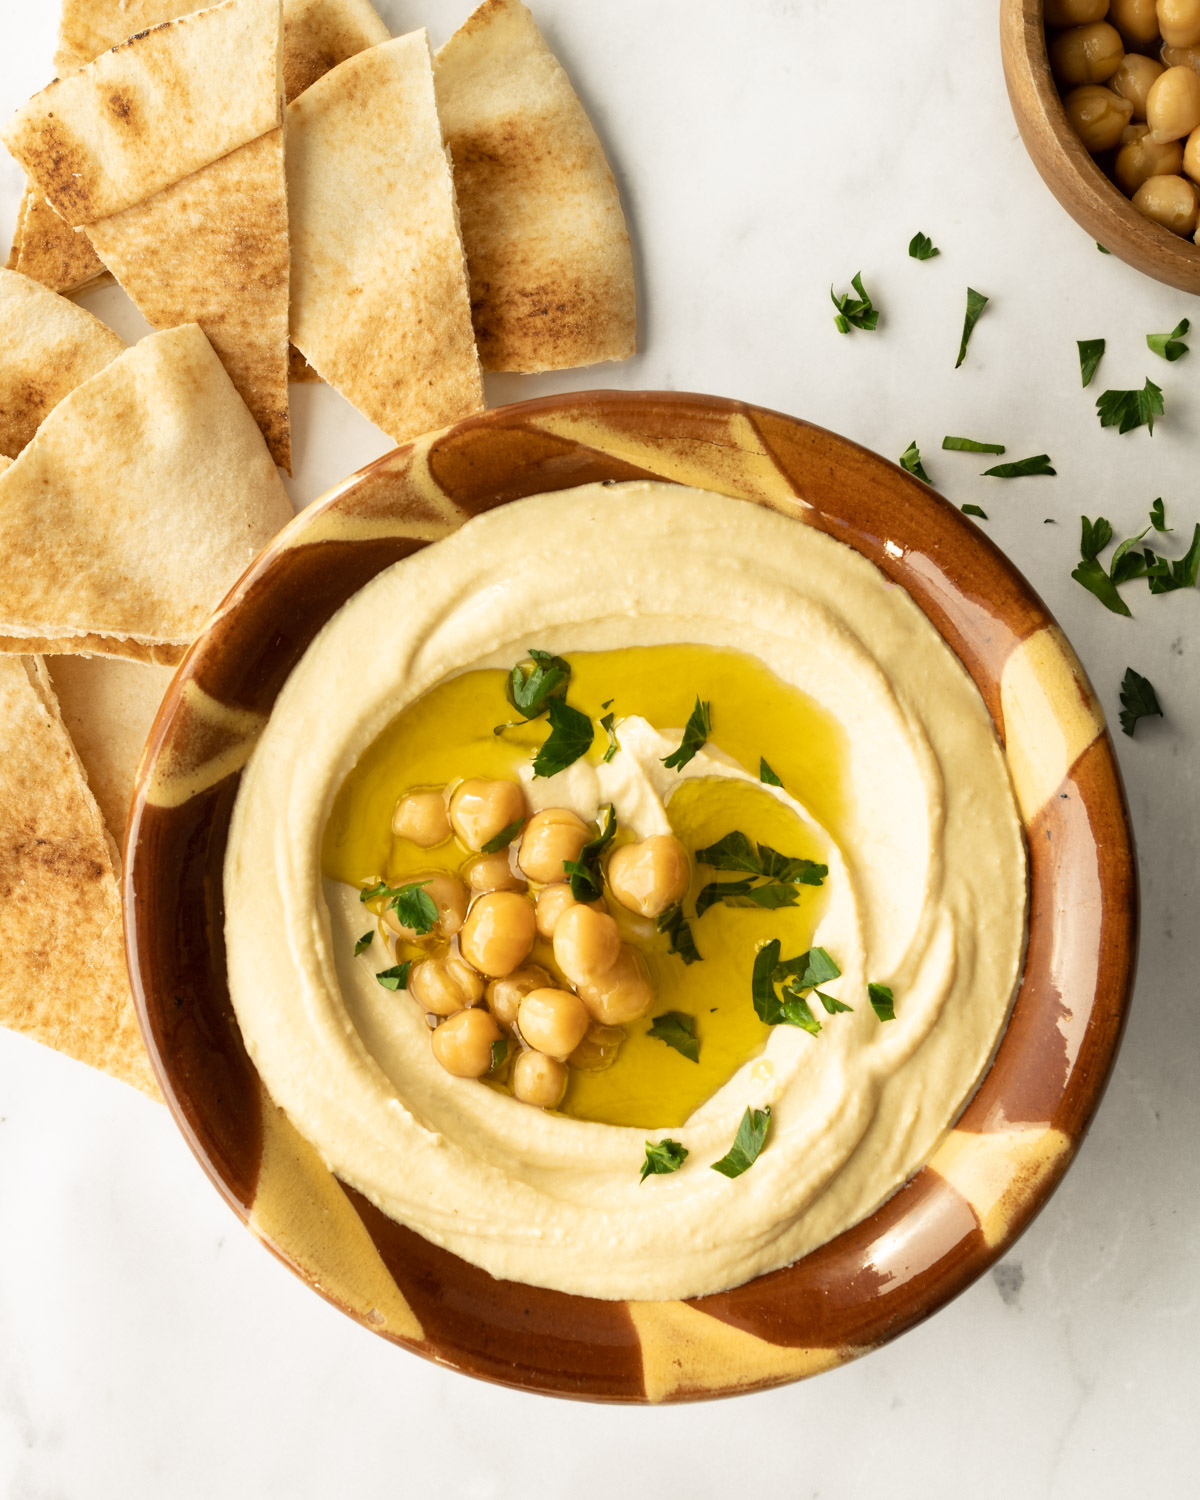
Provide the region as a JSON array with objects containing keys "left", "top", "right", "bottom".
[
  {"left": 375, "top": 778, "right": 691, "bottom": 1109},
  {"left": 1047, "top": 0, "right": 1200, "bottom": 236}
]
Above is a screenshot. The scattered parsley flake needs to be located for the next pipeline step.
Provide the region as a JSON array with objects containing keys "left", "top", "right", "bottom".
[
  {"left": 1119, "top": 668, "right": 1163, "bottom": 737},
  {"left": 955, "top": 287, "right": 989, "bottom": 368},
  {"left": 641, "top": 1138, "right": 688, "bottom": 1182},
  {"left": 831, "top": 271, "right": 879, "bottom": 334},
  {"left": 1072, "top": 516, "right": 1132, "bottom": 617},
  {"left": 563, "top": 804, "right": 617, "bottom": 901},
  {"left": 909, "top": 231, "right": 940, "bottom": 260},
  {"left": 983, "top": 454, "right": 1056, "bottom": 478},
  {"left": 868, "top": 982, "right": 896, "bottom": 1022},
  {"left": 532, "top": 697, "right": 595, "bottom": 778},
  {"left": 816, "top": 990, "right": 853, "bottom": 1015},
  {"left": 962, "top": 503, "right": 988, "bottom": 519},
  {"left": 695, "top": 832, "right": 826, "bottom": 917},
  {"left": 1147, "top": 318, "right": 1189, "bottom": 362},
  {"left": 375, "top": 961, "right": 412, "bottom": 992},
  {"left": 711, "top": 1106, "right": 772, "bottom": 1179},
  {"left": 662, "top": 697, "right": 711, "bottom": 771},
  {"left": 1145, "top": 524, "right": 1200, "bottom": 595},
  {"left": 899, "top": 440, "right": 931, "bottom": 484},
  {"left": 1097, "top": 242, "right": 1111, "bottom": 253},
  {"left": 508, "top": 648, "right": 570, "bottom": 719},
  {"left": 658, "top": 904, "right": 701, "bottom": 964},
  {"left": 647, "top": 1011, "right": 700, "bottom": 1063},
  {"left": 481, "top": 819, "right": 524, "bottom": 854},
  {"left": 489, "top": 1038, "right": 509, "bottom": 1072},
  {"left": 600, "top": 711, "right": 620, "bottom": 763},
  {"left": 943, "top": 435, "right": 1005, "bottom": 454},
  {"left": 389, "top": 882, "right": 438, "bottom": 934},
  {"left": 1096, "top": 379, "right": 1163, "bottom": 436},
  {"left": 354, "top": 930, "right": 374, "bottom": 956},
  {"left": 1078, "top": 338, "right": 1105, "bottom": 389},
  {"left": 1150, "top": 498, "right": 1171, "bottom": 533},
  {"left": 759, "top": 757, "right": 783, "bottom": 787}
]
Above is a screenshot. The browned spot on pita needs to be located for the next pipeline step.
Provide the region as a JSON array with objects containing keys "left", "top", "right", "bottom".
[{"left": 107, "top": 87, "right": 135, "bottom": 122}]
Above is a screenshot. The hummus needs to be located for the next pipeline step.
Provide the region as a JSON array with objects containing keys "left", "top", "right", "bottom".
[{"left": 224, "top": 482, "right": 1027, "bottom": 1301}]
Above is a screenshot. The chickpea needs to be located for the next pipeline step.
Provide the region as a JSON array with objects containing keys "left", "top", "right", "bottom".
[
  {"left": 448, "top": 778, "right": 526, "bottom": 852},
  {"left": 1132, "top": 170, "right": 1200, "bottom": 228},
  {"left": 553, "top": 903, "right": 621, "bottom": 986},
  {"left": 535, "top": 882, "right": 575, "bottom": 939},
  {"left": 464, "top": 851, "right": 527, "bottom": 895},
  {"left": 458, "top": 890, "right": 537, "bottom": 976},
  {"left": 1049, "top": 22, "right": 1124, "bottom": 87},
  {"left": 1147, "top": 64, "right": 1200, "bottom": 140},
  {"left": 1109, "top": 0, "right": 1160, "bottom": 45},
  {"left": 1159, "top": 0, "right": 1200, "bottom": 48},
  {"left": 391, "top": 789, "right": 451, "bottom": 847},
  {"left": 512, "top": 1049, "right": 568, "bottom": 1108},
  {"left": 606, "top": 835, "right": 690, "bottom": 919},
  {"left": 517, "top": 807, "right": 590, "bottom": 884},
  {"left": 568, "top": 1021, "right": 625, "bottom": 1073},
  {"left": 1064, "top": 83, "right": 1134, "bottom": 149},
  {"left": 409, "top": 953, "right": 484, "bottom": 1017},
  {"left": 1110, "top": 53, "right": 1164, "bottom": 116},
  {"left": 382, "top": 872, "right": 468, "bottom": 940},
  {"left": 486, "top": 964, "right": 552, "bottom": 1029},
  {"left": 577, "top": 944, "right": 655, "bottom": 1025},
  {"left": 430, "top": 1006, "right": 502, "bottom": 1078},
  {"left": 1115, "top": 127, "right": 1185, "bottom": 189},
  {"left": 1160, "top": 42, "right": 1200, "bottom": 65},
  {"left": 1045, "top": 0, "right": 1110, "bottom": 22},
  {"left": 1184, "top": 121, "right": 1200, "bottom": 175},
  {"left": 517, "top": 988, "right": 591, "bottom": 1059}
]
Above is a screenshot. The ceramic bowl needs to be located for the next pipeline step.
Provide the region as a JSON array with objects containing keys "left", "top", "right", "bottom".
[
  {"left": 1001, "top": 0, "right": 1200, "bottom": 294},
  {"left": 124, "top": 391, "right": 1136, "bottom": 1403}
]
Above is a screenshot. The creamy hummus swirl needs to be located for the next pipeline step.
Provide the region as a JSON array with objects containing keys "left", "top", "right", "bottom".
[{"left": 225, "top": 483, "right": 1026, "bottom": 1301}]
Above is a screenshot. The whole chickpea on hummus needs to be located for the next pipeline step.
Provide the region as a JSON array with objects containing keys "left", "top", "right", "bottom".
[{"left": 224, "top": 483, "right": 1027, "bottom": 1301}]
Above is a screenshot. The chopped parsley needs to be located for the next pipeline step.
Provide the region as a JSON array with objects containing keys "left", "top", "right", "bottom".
[
  {"left": 662, "top": 697, "right": 711, "bottom": 771},
  {"left": 532, "top": 697, "right": 595, "bottom": 778},
  {"left": 1145, "top": 525, "right": 1200, "bottom": 594},
  {"left": 375, "top": 961, "right": 412, "bottom": 992},
  {"left": 942, "top": 435, "right": 1005, "bottom": 454},
  {"left": 600, "top": 711, "right": 620, "bottom": 763},
  {"left": 647, "top": 1011, "right": 700, "bottom": 1063},
  {"left": 1072, "top": 509, "right": 1200, "bottom": 613},
  {"left": 831, "top": 271, "right": 879, "bottom": 333},
  {"left": 481, "top": 819, "right": 524, "bottom": 854},
  {"left": 908, "top": 231, "right": 940, "bottom": 260},
  {"left": 658, "top": 903, "right": 701, "bottom": 964},
  {"left": 1150, "top": 498, "right": 1171, "bottom": 532},
  {"left": 641, "top": 1138, "right": 688, "bottom": 1182},
  {"left": 1077, "top": 338, "right": 1105, "bottom": 389},
  {"left": 1119, "top": 668, "right": 1163, "bottom": 738},
  {"left": 1072, "top": 515, "right": 1132, "bottom": 617},
  {"left": 899, "top": 440, "right": 931, "bottom": 484},
  {"left": 1096, "top": 378, "right": 1163, "bottom": 435},
  {"left": 955, "top": 287, "right": 989, "bottom": 368},
  {"left": 982, "top": 454, "right": 1056, "bottom": 478},
  {"left": 962, "top": 503, "right": 988, "bottom": 520},
  {"left": 1147, "top": 318, "right": 1189, "bottom": 362},
  {"left": 354, "top": 930, "right": 374, "bottom": 956},
  {"left": 361, "top": 879, "right": 437, "bottom": 935},
  {"left": 489, "top": 1038, "right": 509, "bottom": 1071},
  {"left": 868, "top": 982, "right": 896, "bottom": 1022},
  {"left": 751, "top": 939, "right": 844, "bottom": 1034},
  {"left": 695, "top": 832, "right": 827, "bottom": 917},
  {"left": 711, "top": 1106, "right": 771, "bottom": 1179},
  {"left": 1097, "top": 242, "right": 1111, "bottom": 253},
  {"left": 816, "top": 990, "right": 854, "bottom": 1015},
  {"left": 759, "top": 756, "right": 783, "bottom": 787},
  {"left": 563, "top": 804, "right": 616, "bottom": 901},
  {"left": 507, "top": 648, "right": 570, "bottom": 719}
]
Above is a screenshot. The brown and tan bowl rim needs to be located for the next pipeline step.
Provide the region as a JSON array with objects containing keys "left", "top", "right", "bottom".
[
  {"left": 1000, "top": 0, "right": 1200, "bottom": 293},
  {"left": 123, "top": 390, "right": 1138, "bottom": 1403}
]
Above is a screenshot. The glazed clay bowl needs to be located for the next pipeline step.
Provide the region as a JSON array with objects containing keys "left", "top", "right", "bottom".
[
  {"left": 1001, "top": 0, "right": 1200, "bottom": 293},
  {"left": 124, "top": 391, "right": 1136, "bottom": 1403}
]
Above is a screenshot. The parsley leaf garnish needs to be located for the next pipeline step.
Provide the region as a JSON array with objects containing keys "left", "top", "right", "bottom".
[
  {"left": 361, "top": 880, "right": 438, "bottom": 934},
  {"left": 982, "top": 454, "right": 1056, "bottom": 478},
  {"left": 816, "top": 990, "right": 854, "bottom": 1014},
  {"left": 600, "top": 711, "right": 620, "bottom": 763},
  {"left": 376, "top": 961, "right": 412, "bottom": 992},
  {"left": 759, "top": 757, "right": 783, "bottom": 787},
  {"left": 962, "top": 503, "right": 988, "bottom": 519},
  {"left": 831, "top": 272, "right": 879, "bottom": 333},
  {"left": 1097, "top": 242, "right": 1111, "bottom": 253},
  {"left": 751, "top": 940, "right": 844, "bottom": 1033},
  {"left": 1119, "top": 667, "right": 1163, "bottom": 737},
  {"left": 1078, "top": 338, "right": 1105, "bottom": 389},
  {"left": 1096, "top": 379, "right": 1163, "bottom": 435},
  {"left": 662, "top": 697, "right": 711, "bottom": 771},
  {"left": 1144, "top": 524, "right": 1200, "bottom": 594},
  {"left": 943, "top": 435, "right": 1005, "bottom": 454},
  {"left": 711, "top": 1106, "right": 771, "bottom": 1179},
  {"left": 955, "top": 287, "right": 989, "bottom": 368},
  {"left": 563, "top": 804, "right": 616, "bottom": 901},
  {"left": 1147, "top": 318, "right": 1189, "bottom": 362},
  {"left": 658, "top": 904, "right": 701, "bottom": 964},
  {"left": 508, "top": 648, "right": 570, "bottom": 719},
  {"left": 1072, "top": 514, "right": 1132, "bottom": 617},
  {"left": 489, "top": 1038, "right": 509, "bottom": 1071},
  {"left": 648, "top": 1011, "right": 700, "bottom": 1063},
  {"left": 1150, "top": 498, "right": 1171, "bottom": 532},
  {"left": 899, "top": 440, "right": 931, "bottom": 483},
  {"left": 868, "top": 982, "right": 896, "bottom": 1022},
  {"left": 532, "top": 697, "right": 595, "bottom": 778},
  {"left": 354, "top": 930, "right": 374, "bottom": 956},
  {"left": 481, "top": 819, "right": 524, "bottom": 854},
  {"left": 773, "top": 945, "right": 841, "bottom": 989},
  {"left": 641, "top": 1138, "right": 688, "bottom": 1182},
  {"left": 909, "top": 231, "right": 940, "bottom": 260},
  {"left": 695, "top": 832, "right": 827, "bottom": 916}
]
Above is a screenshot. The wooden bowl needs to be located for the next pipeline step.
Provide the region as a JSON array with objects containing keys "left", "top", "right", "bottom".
[
  {"left": 123, "top": 392, "right": 1137, "bottom": 1402},
  {"left": 1000, "top": 0, "right": 1200, "bottom": 292}
]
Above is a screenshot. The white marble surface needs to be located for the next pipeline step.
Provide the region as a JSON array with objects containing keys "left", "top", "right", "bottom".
[{"left": 1, "top": 1, "right": 1198, "bottom": 1494}]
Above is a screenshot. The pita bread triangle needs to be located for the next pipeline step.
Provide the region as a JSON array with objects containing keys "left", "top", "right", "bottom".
[
  {"left": 7, "top": 186, "right": 110, "bottom": 295},
  {"left": 287, "top": 31, "right": 484, "bottom": 443},
  {"left": 0, "top": 268, "right": 125, "bottom": 460},
  {"left": 434, "top": 0, "right": 636, "bottom": 373},
  {"left": 0, "top": 654, "right": 158, "bottom": 1097},
  {"left": 0, "top": 323, "right": 293, "bottom": 664}
]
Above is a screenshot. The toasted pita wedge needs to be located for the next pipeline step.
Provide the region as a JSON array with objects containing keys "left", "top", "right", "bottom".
[
  {"left": 0, "top": 655, "right": 158, "bottom": 1096},
  {"left": 7, "top": 187, "right": 110, "bottom": 295},
  {"left": 0, "top": 268, "right": 124, "bottom": 460},
  {"left": 288, "top": 32, "right": 483, "bottom": 443},
  {"left": 0, "top": 324, "right": 292, "bottom": 663},
  {"left": 86, "top": 128, "right": 292, "bottom": 469},
  {"left": 4, "top": 192, "right": 25, "bottom": 271},
  {"left": 435, "top": 0, "right": 635, "bottom": 373},
  {"left": 45, "top": 655, "right": 175, "bottom": 845}
]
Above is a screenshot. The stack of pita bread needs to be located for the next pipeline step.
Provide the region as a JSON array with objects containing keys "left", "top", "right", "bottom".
[{"left": 0, "top": 0, "right": 637, "bottom": 1097}]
